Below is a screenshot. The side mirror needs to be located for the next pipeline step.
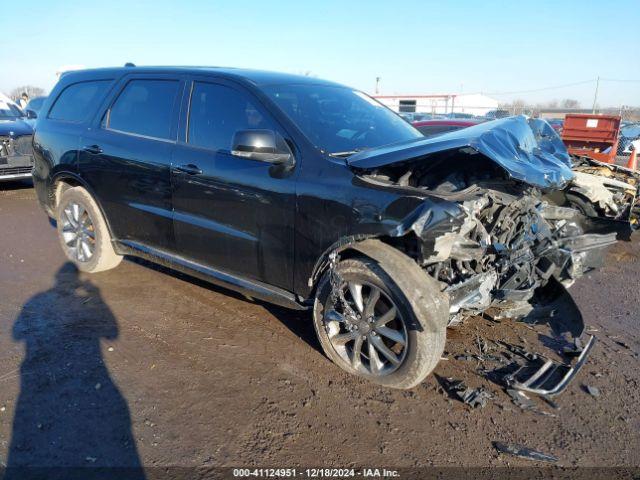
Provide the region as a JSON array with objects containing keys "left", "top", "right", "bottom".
[
  {"left": 231, "top": 129, "right": 292, "bottom": 164},
  {"left": 26, "top": 110, "right": 38, "bottom": 119}
]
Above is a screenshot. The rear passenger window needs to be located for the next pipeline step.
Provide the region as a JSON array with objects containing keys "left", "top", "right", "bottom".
[
  {"left": 48, "top": 80, "right": 112, "bottom": 123},
  {"left": 188, "top": 82, "right": 273, "bottom": 152},
  {"left": 106, "top": 80, "right": 179, "bottom": 140}
]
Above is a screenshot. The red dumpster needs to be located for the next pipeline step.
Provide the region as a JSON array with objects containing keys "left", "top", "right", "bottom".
[{"left": 561, "top": 114, "right": 621, "bottom": 164}]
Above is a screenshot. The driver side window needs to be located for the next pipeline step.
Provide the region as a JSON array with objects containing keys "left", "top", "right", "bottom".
[{"left": 187, "top": 82, "right": 273, "bottom": 152}]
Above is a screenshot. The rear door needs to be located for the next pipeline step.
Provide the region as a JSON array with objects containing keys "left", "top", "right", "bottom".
[
  {"left": 79, "top": 74, "right": 184, "bottom": 251},
  {"left": 171, "top": 78, "right": 297, "bottom": 290}
]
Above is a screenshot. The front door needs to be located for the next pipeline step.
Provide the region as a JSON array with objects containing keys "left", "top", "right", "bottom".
[{"left": 171, "top": 80, "right": 297, "bottom": 291}]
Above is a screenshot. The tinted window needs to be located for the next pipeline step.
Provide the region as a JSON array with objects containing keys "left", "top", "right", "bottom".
[
  {"left": 48, "top": 80, "right": 112, "bottom": 123},
  {"left": 264, "top": 85, "right": 421, "bottom": 155},
  {"left": 188, "top": 82, "right": 274, "bottom": 152},
  {"left": 416, "top": 125, "right": 462, "bottom": 137},
  {"left": 107, "top": 80, "right": 179, "bottom": 140}
]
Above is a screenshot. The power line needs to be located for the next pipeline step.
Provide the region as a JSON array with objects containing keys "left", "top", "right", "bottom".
[{"left": 600, "top": 78, "right": 640, "bottom": 83}]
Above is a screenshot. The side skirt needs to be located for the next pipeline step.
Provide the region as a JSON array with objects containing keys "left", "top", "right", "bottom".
[{"left": 115, "top": 240, "right": 309, "bottom": 311}]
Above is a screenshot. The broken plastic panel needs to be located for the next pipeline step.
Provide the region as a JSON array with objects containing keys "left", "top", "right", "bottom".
[{"left": 504, "top": 335, "right": 595, "bottom": 396}]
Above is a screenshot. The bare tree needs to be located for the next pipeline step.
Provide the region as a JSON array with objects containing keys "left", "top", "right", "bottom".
[
  {"left": 561, "top": 98, "right": 580, "bottom": 109},
  {"left": 9, "top": 86, "right": 46, "bottom": 101},
  {"left": 511, "top": 99, "right": 527, "bottom": 115}
]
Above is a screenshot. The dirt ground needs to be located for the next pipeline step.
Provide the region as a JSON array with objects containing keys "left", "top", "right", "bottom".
[{"left": 0, "top": 180, "right": 639, "bottom": 472}]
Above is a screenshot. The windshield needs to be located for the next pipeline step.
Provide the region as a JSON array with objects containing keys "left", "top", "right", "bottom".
[
  {"left": 263, "top": 85, "right": 422, "bottom": 155},
  {"left": 0, "top": 99, "right": 24, "bottom": 119}
]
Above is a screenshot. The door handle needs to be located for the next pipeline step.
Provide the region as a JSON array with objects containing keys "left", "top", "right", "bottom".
[
  {"left": 174, "top": 163, "right": 202, "bottom": 175},
  {"left": 83, "top": 144, "right": 103, "bottom": 155}
]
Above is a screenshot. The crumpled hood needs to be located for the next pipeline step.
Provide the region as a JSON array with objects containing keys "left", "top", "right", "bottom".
[
  {"left": 347, "top": 116, "right": 575, "bottom": 190},
  {"left": 0, "top": 118, "right": 34, "bottom": 137}
]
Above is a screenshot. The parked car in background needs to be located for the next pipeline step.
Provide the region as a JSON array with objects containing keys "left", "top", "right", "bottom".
[
  {"left": 546, "top": 118, "right": 564, "bottom": 134},
  {"left": 443, "top": 112, "right": 477, "bottom": 120},
  {"left": 617, "top": 123, "right": 640, "bottom": 156},
  {"left": 33, "top": 67, "right": 619, "bottom": 389},
  {"left": 484, "top": 109, "right": 510, "bottom": 120},
  {"left": 0, "top": 95, "right": 35, "bottom": 182},
  {"left": 23, "top": 96, "right": 47, "bottom": 128},
  {"left": 398, "top": 112, "right": 438, "bottom": 122},
  {"left": 412, "top": 118, "right": 485, "bottom": 137}
]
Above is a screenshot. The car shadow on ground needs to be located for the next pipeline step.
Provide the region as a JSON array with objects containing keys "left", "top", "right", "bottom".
[
  {"left": 3, "top": 263, "right": 146, "bottom": 480},
  {"left": 126, "top": 256, "right": 322, "bottom": 354}
]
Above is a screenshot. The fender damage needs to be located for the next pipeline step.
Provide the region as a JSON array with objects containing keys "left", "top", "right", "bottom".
[{"left": 334, "top": 116, "right": 617, "bottom": 328}]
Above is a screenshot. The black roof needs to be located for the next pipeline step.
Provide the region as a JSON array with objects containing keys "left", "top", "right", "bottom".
[{"left": 60, "top": 66, "right": 346, "bottom": 88}]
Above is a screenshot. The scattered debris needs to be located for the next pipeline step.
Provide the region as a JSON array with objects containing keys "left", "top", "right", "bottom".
[
  {"left": 85, "top": 456, "right": 97, "bottom": 463},
  {"left": 107, "top": 346, "right": 114, "bottom": 352},
  {"left": 562, "top": 337, "right": 584, "bottom": 357},
  {"left": 94, "top": 382, "right": 102, "bottom": 390},
  {"left": 507, "top": 389, "right": 536, "bottom": 410},
  {"left": 499, "top": 342, "right": 540, "bottom": 362},
  {"left": 493, "top": 442, "right": 558, "bottom": 463},
  {"left": 583, "top": 385, "right": 601, "bottom": 397},
  {"left": 612, "top": 339, "right": 631, "bottom": 350},
  {"left": 455, "top": 354, "right": 477, "bottom": 362},
  {"left": 440, "top": 377, "right": 492, "bottom": 408},
  {"left": 476, "top": 335, "right": 490, "bottom": 355}
]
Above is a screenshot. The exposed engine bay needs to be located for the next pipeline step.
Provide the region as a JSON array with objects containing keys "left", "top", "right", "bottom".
[{"left": 358, "top": 157, "right": 617, "bottom": 326}]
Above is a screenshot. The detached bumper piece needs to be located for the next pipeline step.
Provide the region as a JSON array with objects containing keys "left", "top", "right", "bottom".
[{"left": 504, "top": 335, "right": 595, "bottom": 396}]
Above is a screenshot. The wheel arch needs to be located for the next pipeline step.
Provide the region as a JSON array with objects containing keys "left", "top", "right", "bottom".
[
  {"left": 51, "top": 172, "right": 118, "bottom": 241},
  {"left": 307, "top": 234, "right": 423, "bottom": 297},
  {"left": 308, "top": 237, "right": 448, "bottom": 331}
]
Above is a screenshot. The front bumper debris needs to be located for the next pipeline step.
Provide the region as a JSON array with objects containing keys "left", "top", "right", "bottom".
[{"left": 504, "top": 335, "right": 595, "bottom": 396}]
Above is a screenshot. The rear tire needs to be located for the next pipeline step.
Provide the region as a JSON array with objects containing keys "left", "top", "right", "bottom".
[
  {"left": 313, "top": 245, "right": 448, "bottom": 389},
  {"left": 56, "top": 186, "right": 122, "bottom": 273}
]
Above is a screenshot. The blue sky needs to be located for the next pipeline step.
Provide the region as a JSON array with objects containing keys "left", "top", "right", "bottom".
[{"left": 3, "top": 0, "right": 639, "bottom": 106}]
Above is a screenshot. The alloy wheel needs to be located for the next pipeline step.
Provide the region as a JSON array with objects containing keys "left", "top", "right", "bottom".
[
  {"left": 60, "top": 201, "right": 96, "bottom": 263},
  {"left": 324, "top": 281, "right": 408, "bottom": 376}
]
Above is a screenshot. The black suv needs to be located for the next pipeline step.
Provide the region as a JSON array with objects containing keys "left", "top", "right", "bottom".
[{"left": 33, "top": 66, "right": 617, "bottom": 389}]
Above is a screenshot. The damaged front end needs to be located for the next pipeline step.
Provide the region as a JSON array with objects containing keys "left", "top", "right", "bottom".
[
  {"left": 348, "top": 116, "right": 617, "bottom": 326},
  {"left": 414, "top": 187, "right": 614, "bottom": 326},
  {"left": 337, "top": 116, "right": 619, "bottom": 393}
]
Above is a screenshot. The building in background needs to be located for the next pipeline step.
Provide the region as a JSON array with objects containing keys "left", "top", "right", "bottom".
[{"left": 373, "top": 93, "right": 498, "bottom": 117}]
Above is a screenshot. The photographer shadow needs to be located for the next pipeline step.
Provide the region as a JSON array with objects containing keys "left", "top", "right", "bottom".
[{"left": 4, "top": 263, "right": 145, "bottom": 480}]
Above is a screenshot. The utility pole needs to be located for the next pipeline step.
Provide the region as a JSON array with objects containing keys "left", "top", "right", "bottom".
[
  {"left": 375, "top": 77, "right": 381, "bottom": 95},
  {"left": 592, "top": 76, "right": 600, "bottom": 114}
]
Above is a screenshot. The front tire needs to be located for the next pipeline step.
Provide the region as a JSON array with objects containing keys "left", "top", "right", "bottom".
[
  {"left": 56, "top": 186, "right": 122, "bottom": 273},
  {"left": 313, "top": 245, "right": 448, "bottom": 389}
]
